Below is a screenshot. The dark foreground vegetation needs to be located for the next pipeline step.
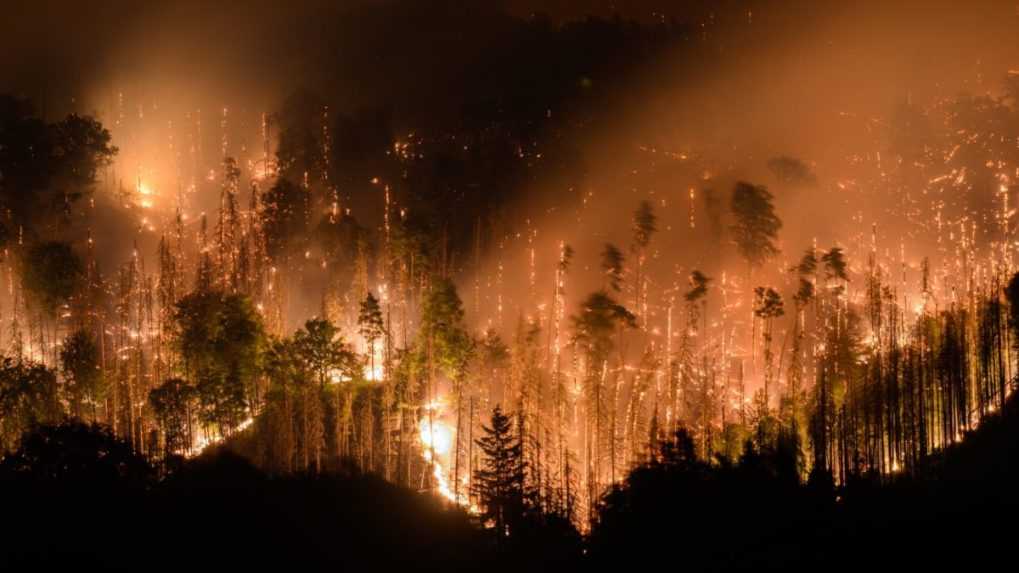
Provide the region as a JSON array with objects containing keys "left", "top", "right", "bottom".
[
  {"left": 3, "top": 387, "right": 1018, "bottom": 572},
  {"left": 0, "top": 423, "right": 489, "bottom": 571},
  {"left": 589, "top": 399, "right": 1019, "bottom": 571}
]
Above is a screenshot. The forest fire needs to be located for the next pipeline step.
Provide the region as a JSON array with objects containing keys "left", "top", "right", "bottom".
[
  {"left": 3, "top": 1, "right": 1019, "bottom": 570},
  {"left": 419, "top": 417, "right": 452, "bottom": 457},
  {"left": 419, "top": 416, "right": 459, "bottom": 503},
  {"left": 136, "top": 181, "right": 156, "bottom": 209},
  {"left": 190, "top": 416, "right": 256, "bottom": 458}
]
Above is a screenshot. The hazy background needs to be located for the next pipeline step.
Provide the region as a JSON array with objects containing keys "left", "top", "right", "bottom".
[{"left": 3, "top": 0, "right": 1018, "bottom": 326}]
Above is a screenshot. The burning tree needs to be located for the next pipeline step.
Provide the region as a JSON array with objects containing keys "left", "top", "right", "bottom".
[
  {"left": 421, "top": 279, "right": 475, "bottom": 499},
  {"left": 571, "top": 289, "right": 635, "bottom": 518},
  {"left": 753, "top": 286, "right": 784, "bottom": 409}
]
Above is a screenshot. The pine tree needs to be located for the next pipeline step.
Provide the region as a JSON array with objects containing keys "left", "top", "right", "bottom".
[
  {"left": 601, "top": 243, "right": 625, "bottom": 294},
  {"left": 730, "top": 182, "right": 782, "bottom": 273},
  {"left": 679, "top": 271, "right": 711, "bottom": 452},
  {"left": 474, "top": 406, "right": 528, "bottom": 543},
  {"left": 753, "top": 287, "right": 785, "bottom": 408},
  {"left": 358, "top": 292, "right": 386, "bottom": 380},
  {"left": 786, "top": 249, "right": 817, "bottom": 430},
  {"left": 571, "top": 289, "right": 635, "bottom": 515},
  {"left": 217, "top": 156, "right": 241, "bottom": 290},
  {"left": 1004, "top": 272, "right": 1019, "bottom": 359},
  {"left": 631, "top": 201, "right": 657, "bottom": 327}
]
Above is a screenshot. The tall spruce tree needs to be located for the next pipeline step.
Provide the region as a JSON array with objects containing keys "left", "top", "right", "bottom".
[{"left": 474, "top": 405, "right": 528, "bottom": 542}]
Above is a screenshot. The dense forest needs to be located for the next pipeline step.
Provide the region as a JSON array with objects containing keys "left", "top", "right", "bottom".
[{"left": 2, "top": 1, "right": 1019, "bottom": 569}]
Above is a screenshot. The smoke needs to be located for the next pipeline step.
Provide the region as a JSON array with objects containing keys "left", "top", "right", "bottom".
[
  {"left": 3, "top": 0, "right": 1018, "bottom": 328},
  {"left": 477, "top": 0, "right": 1019, "bottom": 331}
]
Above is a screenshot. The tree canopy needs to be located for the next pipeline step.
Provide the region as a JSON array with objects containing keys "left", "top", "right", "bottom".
[{"left": 730, "top": 181, "right": 782, "bottom": 271}]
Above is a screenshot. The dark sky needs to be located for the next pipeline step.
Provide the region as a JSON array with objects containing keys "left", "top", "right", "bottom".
[
  {"left": 2, "top": 0, "right": 1017, "bottom": 120},
  {"left": 0, "top": 0, "right": 728, "bottom": 119},
  {"left": 0, "top": 0, "right": 681, "bottom": 87}
]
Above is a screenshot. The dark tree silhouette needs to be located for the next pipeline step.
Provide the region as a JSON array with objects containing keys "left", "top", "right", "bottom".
[
  {"left": 1005, "top": 272, "right": 1019, "bottom": 346},
  {"left": 473, "top": 405, "right": 527, "bottom": 542},
  {"left": 174, "top": 290, "right": 266, "bottom": 433},
  {"left": 730, "top": 181, "right": 782, "bottom": 272},
  {"left": 0, "top": 96, "right": 116, "bottom": 241},
  {"left": 0, "top": 421, "right": 153, "bottom": 488},
  {"left": 149, "top": 378, "right": 197, "bottom": 459},
  {"left": 358, "top": 291, "right": 386, "bottom": 379},
  {"left": 21, "top": 241, "right": 83, "bottom": 317},
  {"left": 601, "top": 243, "right": 625, "bottom": 293},
  {"left": 262, "top": 178, "right": 311, "bottom": 262},
  {"left": 0, "top": 358, "right": 60, "bottom": 452},
  {"left": 59, "top": 329, "right": 104, "bottom": 421},
  {"left": 767, "top": 156, "right": 817, "bottom": 186}
]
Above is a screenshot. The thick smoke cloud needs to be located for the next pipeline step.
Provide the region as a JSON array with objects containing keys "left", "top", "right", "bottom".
[{"left": 3, "top": 0, "right": 1018, "bottom": 325}]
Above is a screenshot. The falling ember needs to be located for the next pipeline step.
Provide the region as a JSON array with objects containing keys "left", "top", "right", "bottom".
[{"left": 689, "top": 187, "right": 696, "bottom": 229}]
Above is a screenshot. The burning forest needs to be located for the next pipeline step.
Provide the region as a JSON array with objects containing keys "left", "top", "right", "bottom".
[{"left": 2, "top": 1, "right": 1019, "bottom": 570}]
